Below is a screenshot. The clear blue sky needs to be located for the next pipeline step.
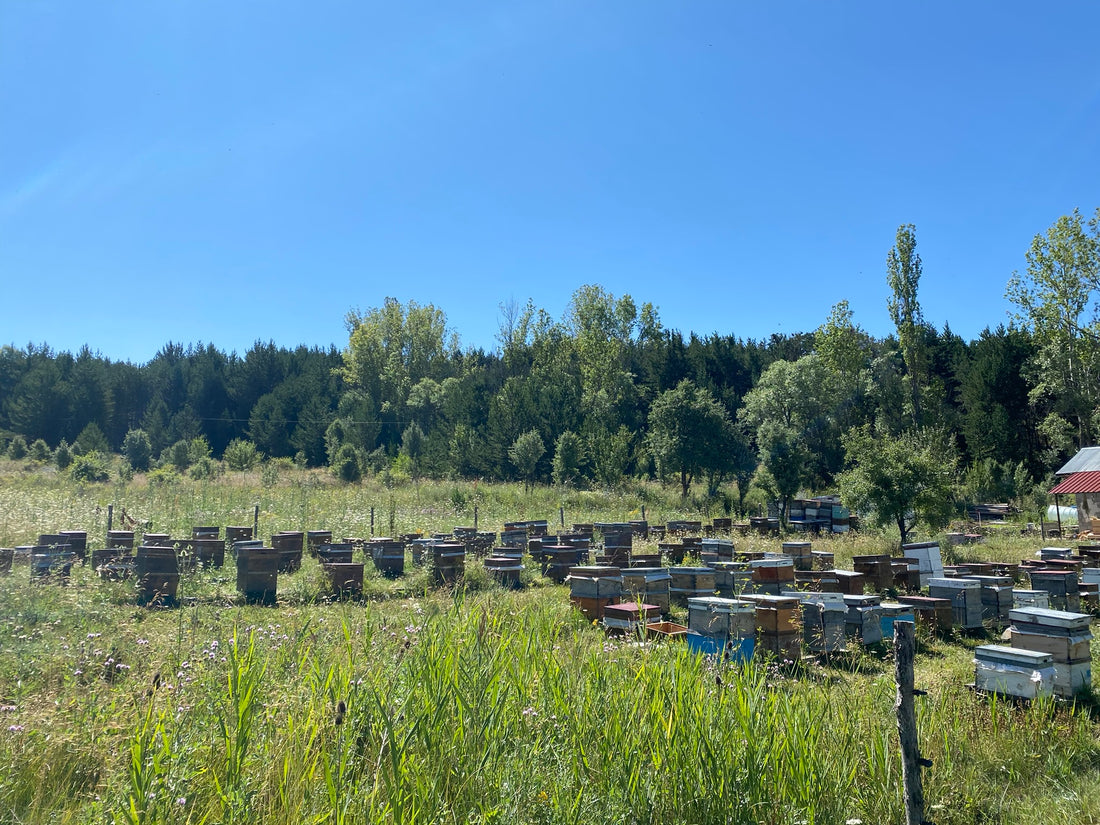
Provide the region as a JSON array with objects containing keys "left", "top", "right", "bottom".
[{"left": 3, "top": 1, "right": 1099, "bottom": 364}]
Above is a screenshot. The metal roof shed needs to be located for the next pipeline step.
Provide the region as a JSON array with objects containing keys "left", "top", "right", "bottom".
[
  {"left": 1048, "top": 470, "right": 1100, "bottom": 536},
  {"left": 1057, "top": 447, "right": 1100, "bottom": 475}
]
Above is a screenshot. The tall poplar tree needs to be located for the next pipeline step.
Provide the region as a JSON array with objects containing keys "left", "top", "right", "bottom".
[{"left": 887, "top": 224, "right": 927, "bottom": 425}]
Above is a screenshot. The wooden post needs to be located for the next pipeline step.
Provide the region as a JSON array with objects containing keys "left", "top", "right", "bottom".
[
  {"left": 253, "top": 505, "right": 259, "bottom": 539},
  {"left": 641, "top": 505, "right": 646, "bottom": 521},
  {"left": 474, "top": 505, "right": 478, "bottom": 530},
  {"left": 370, "top": 507, "right": 374, "bottom": 537},
  {"left": 895, "top": 621, "right": 927, "bottom": 825},
  {"left": 560, "top": 506, "right": 565, "bottom": 528},
  {"left": 1055, "top": 493, "right": 1063, "bottom": 538},
  {"left": 107, "top": 504, "right": 113, "bottom": 533}
]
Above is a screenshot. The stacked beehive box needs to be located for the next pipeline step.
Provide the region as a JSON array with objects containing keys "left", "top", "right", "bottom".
[
  {"left": 898, "top": 595, "right": 953, "bottom": 632},
  {"left": 843, "top": 594, "right": 884, "bottom": 645},
  {"left": 747, "top": 557, "right": 795, "bottom": 595},
  {"left": 542, "top": 544, "right": 587, "bottom": 583},
  {"left": 1027, "top": 569, "right": 1081, "bottom": 612},
  {"left": 621, "top": 567, "right": 671, "bottom": 614},
  {"left": 603, "top": 601, "right": 661, "bottom": 635},
  {"left": 596, "top": 523, "right": 633, "bottom": 566},
  {"left": 430, "top": 542, "right": 465, "bottom": 585},
  {"left": 788, "top": 592, "right": 846, "bottom": 654},
  {"left": 929, "top": 577, "right": 984, "bottom": 630},
  {"left": 1009, "top": 607, "right": 1093, "bottom": 699},
  {"left": 973, "top": 645, "right": 1055, "bottom": 699},
  {"left": 967, "top": 575, "right": 1015, "bottom": 624},
  {"left": 901, "top": 541, "right": 944, "bottom": 588},
  {"left": 567, "top": 565, "right": 622, "bottom": 621},
  {"left": 712, "top": 561, "right": 751, "bottom": 596},
  {"left": 669, "top": 566, "right": 716, "bottom": 605},
  {"left": 853, "top": 555, "right": 894, "bottom": 592},
  {"left": 794, "top": 569, "right": 841, "bottom": 592},
  {"left": 701, "top": 538, "right": 735, "bottom": 562},
  {"left": 1013, "top": 589, "right": 1051, "bottom": 609},
  {"left": 484, "top": 555, "right": 524, "bottom": 588},
  {"left": 686, "top": 596, "right": 756, "bottom": 662},
  {"left": 781, "top": 541, "right": 812, "bottom": 571},
  {"left": 878, "top": 602, "right": 917, "bottom": 640},
  {"left": 833, "top": 570, "right": 866, "bottom": 596},
  {"left": 743, "top": 594, "right": 801, "bottom": 660}
]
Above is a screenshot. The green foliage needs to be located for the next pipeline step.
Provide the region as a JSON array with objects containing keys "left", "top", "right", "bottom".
[
  {"left": 121, "top": 428, "right": 153, "bottom": 472},
  {"left": 400, "top": 422, "right": 425, "bottom": 479},
  {"left": 7, "top": 434, "right": 28, "bottom": 459},
  {"left": 331, "top": 443, "right": 362, "bottom": 483},
  {"left": 223, "top": 439, "right": 261, "bottom": 472},
  {"left": 260, "top": 462, "right": 280, "bottom": 488},
  {"left": 1006, "top": 207, "right": 1100, "bottom": 452},
  {"left": 53, "top": 439, "right": 73, "bottom": 470},
  {"left": 164, "top": 440, "right": 193, "bottom": 472},
  {"left": 587, "top": 425, "right": 633, "bottom": 489},
  {"left": 647, "top": 379, "right": 741, "bottom": 498},
  {"left": 887, "top": 223, "right": 929, "bottom": 424},
  {"left": 552, "top": 430, "right": 585, "bottom": 487},
  {"left": 341, "top": 298, "right": 457, "bottom": 449},
  {"left": 190, "top": 456, "right": 218, "bottom": 480},
  {"left": 74, "top": 421, "right": 110, "bottom": 455},
  {"left": 188, "top": 436, "right": 212, "bottom": 464},
  {"left": 838, "top": 425, "right": 957, "bottom": 546},
  {"left": 739, "top": 354, "right": 838, "bottom": 520},
  {"left": 508, "top": 429, "right": 546, "bottom": 492},
  {"left": 959, "top": 458, "right": 1031, "bottom": 509},
  {"left": 147, "top": 465, "right": 179, "bottom": 486},
  {"left": 69, "top": 450, "right": 110, "bottom": 482},
  {"left": 28, "top": 438, "right": 50, "bottom": 462}
]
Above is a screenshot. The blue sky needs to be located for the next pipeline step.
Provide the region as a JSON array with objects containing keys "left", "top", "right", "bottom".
[{"left": 3, "top": 1, "right": 1099, "bottom": 364}]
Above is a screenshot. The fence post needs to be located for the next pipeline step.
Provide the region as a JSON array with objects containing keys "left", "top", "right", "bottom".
[{"left": 895, "top": 620, "right": 929, "bottom": 825}]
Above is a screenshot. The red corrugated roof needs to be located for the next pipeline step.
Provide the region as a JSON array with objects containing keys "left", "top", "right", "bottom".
[{"left": 1049, "top": 471, "right": 1100, "bottom": 494}]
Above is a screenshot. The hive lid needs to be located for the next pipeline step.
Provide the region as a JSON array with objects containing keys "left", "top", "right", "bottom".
[
  {"left": 1009, "top": 607, "right": 1091, "bottom": 630},
  {"left": 974, "top": 644, "right": 1054, "bottom": 667},
  {"left": 929, "top": 577, "right": 980, "bottom": 589}
]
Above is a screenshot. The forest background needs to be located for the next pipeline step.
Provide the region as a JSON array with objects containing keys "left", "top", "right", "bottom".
[{"left": 4, "top": 213, "right": 1100, "bottom": 526}]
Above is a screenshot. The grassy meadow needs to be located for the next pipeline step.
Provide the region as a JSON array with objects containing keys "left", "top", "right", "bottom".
[{"left": 2, "top": 461, "right": 1100, "bottom": 824}]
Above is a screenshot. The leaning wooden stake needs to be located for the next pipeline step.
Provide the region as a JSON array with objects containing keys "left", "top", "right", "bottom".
[{"left": 895, "top": 620, "right": 927, "bottom": 825}]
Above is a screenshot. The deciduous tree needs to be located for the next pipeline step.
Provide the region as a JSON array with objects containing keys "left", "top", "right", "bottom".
[
  {"left": 1006, "top": 208, "right": 1100, "bottom": 452},
  {"left": 838, "top": 425, "right": 956, "bottom": 546}
]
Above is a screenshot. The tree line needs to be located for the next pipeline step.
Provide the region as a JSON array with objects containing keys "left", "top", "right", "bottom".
[{"left": 2, "top": 211, "right": 1098, "bottom": 520}]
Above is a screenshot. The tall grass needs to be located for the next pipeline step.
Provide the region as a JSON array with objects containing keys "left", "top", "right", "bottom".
[{"left": 1, "top": 469, "right": 1099, "bottom": 823}]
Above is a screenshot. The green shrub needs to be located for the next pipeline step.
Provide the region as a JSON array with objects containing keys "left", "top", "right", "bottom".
[
  {"left": 261, "top": 462, "right": 280, "bottom": 488},
  {"left": 224, "top": 438, "right": 261, "bottom": 471},
  {"left": 8, "top": 435, "right": 27, "bottom": 459},
  {"left": 164, "top": 440, "right": 192, "bottom": 472},
  {"left": 332, "top": 444, "right": 362, "bottom": 483},
  {"left": 54, "top": 440, "right": 73, "bottom": 470},
  {"left": 147, "top": 465, "right": 179, "bottom": 486},
  {"left": 73, "top": 422, "right": 109, "bottom": 455},
  {"left": 70, "top": 451, "right": 110, "bottom": 482},
  {"left": 121, "top": 428, "right": 153, "bottom": 471},
  {"left": 29, "top": 438, "right": 51, "bottom": 462},
  {"left": 189, "top": 456, "right": 217, "bottom": 479}
]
